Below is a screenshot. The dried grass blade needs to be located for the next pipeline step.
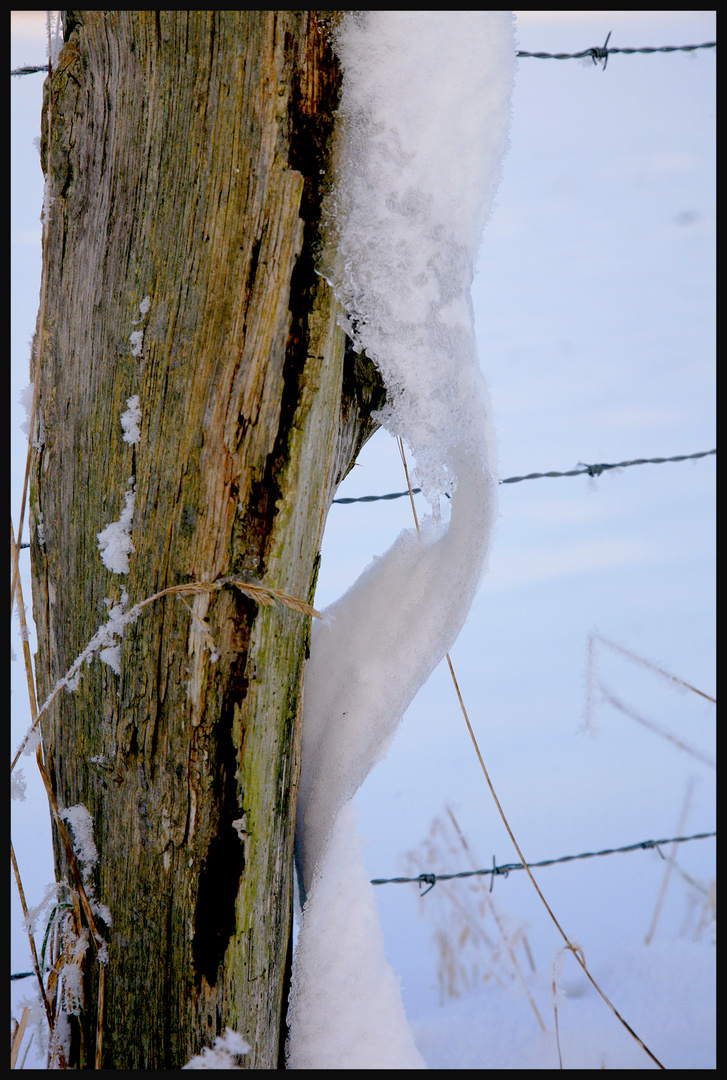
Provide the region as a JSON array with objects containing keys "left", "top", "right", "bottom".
[
  {"left": 217, "top": 576, "right": 321, "bottom": 618},
  {"left": 10, "top": 841, "right": 54, "bottom": 1030},
  {"left": 11, "top": 574, "right": 319, "bottom": 771},
  {"left": 446, "top": 654, "right": 665, "bottom": 1070},
  {"left": 10, "top": 1005, "right": 31, "bottom": 1069}
]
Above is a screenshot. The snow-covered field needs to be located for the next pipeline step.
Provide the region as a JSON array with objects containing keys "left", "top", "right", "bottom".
[{"left": 413, "top": 940, "right": 715, "bottom": 1070}]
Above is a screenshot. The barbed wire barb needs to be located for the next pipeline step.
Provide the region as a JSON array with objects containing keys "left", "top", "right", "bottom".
[{"left": 516, "top": 36, "right": 716, "bottom": 70}]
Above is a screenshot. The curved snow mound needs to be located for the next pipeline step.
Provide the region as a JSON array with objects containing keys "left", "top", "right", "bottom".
[
  {"left": 288, "top": 10, "right": 516, "bottom": 1070},
  {"left": 296, "top": 447, "right": 496, "bottom": 900}
]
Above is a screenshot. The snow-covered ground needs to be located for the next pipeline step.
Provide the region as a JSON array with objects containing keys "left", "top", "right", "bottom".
[
  {"left": 12, "top": 10, "right": 714, "bottom": 1070},
  {"left": 413, "top": 940, "right": 715, "bottom": 1070}
]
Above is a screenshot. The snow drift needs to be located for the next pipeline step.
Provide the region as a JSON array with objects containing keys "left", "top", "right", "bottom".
[{"left": 288, "top": 12, "right": 516, "bottom": 1069}]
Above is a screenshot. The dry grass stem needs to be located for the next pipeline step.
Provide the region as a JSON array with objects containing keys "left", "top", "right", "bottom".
[
  {"left": 95, "top": 964, "right": 106, "bottom": 1069},
  {"left": 217, "top": 576, "right": 321, "bottom": 617},
  {"left": 398, "top": 437, "right": 419, "bottom": 531},
  {"left": 10, "top": 32, "right": 53, "bottom": 620},
  {"left": 11, "top": 520, "right": 39, "bottom": 717},
  {"left": 129, "top": 577, "right": 321, "bottom": 619},
  {"left": 10, "top": 1006, "right": 31, "bottom": 1070},
  {"left": 402, "top": 819, "right": 509, "bottom": 1003},
  {"left": 446, "top": 806, "right": 546, "bottom": 1032},
  {"left": 445, "top": 654, "right": 665, "bottom": 1070},
  {"left": 33, "top": 752, "right": 105, "bottom": 954},
  {"left": 644, "top": 779, "right": 695, "bottom": 945},
  {"left": 592, "top": 632, "right": 715, "bottom": 704},
  {"left": 11, "top": 840, "right": 54, "bottom": 1030},
  {"left": 599, "top": 683, "right": 715, "bottom": 769},
  {"left": 552, "top": 982, "right": 563, "bottom": 1069},
  {"left": 10, "top": 34, "right": 99, "bottom": 1064}
]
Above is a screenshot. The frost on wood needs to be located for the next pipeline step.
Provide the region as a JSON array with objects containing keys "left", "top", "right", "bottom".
[
  {"left": 289, "top": 11, "right": 515, "bottom": 1069},
  {"left": 59, "top": 805, "right": 112, "bottom": 949},
  {"left": 96, "top": 479, "right": 136, "bottom": 574},
  {"left": 182, "top": 1029, "right": 250, "bottom": 1070},
  {"left": 120, "top": 395, "right": 141, "bottom": 445},
  {"left": 60, "top": 805, "right": 99, "bottom": 882},
  {"left": 129, "top": 296, "right": 151, "bottom": 355},
  {"left": 129, "top": 330, "right": 144, "bottom": 357}
]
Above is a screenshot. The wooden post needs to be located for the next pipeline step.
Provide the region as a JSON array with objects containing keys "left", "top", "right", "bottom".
[{"left": 30, "top": 11, "right": 382, "bottom": 1067}]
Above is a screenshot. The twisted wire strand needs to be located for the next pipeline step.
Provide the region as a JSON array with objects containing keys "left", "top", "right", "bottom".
[
  {"left": 332, "top": 448, "right": 716, "bottom": 503},
  {"left": 13, "top": 39, "right": 716, "bottom": 77},
  {"left": 12, "top": 828, "right": 715, "bottom": 977},
  {"left": 517, "top": 34, "right": 716, "bottom": 70},
  {"left": 371, "top": 829, "right": 716, "bottom": 892}
]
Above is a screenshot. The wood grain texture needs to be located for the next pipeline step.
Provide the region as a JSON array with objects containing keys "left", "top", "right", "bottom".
[{"left": 30, "top": 11, "right": 383, "bottom": 1068}]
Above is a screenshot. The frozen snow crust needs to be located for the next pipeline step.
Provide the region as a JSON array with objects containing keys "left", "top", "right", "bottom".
[{"left": 288, "top": 11, "right": 515, "bottom": 1069}]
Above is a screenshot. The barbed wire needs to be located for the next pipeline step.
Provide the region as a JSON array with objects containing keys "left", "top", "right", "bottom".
[
  {"left": 332, "top": 448, "right": 716, "bottom": 504},
  {"left": 15, "top": 449, "right": 719, "bottom": 539},
  {"left": 11, "top": 828, "right": 715, "bottom": 978},
  {"left": 10, "top": 63, "right": 49, "bottom": 76},
  {"left": 517, "top": 32, "right": 716, "bottom": 70},
  {"left": 11, "top": 34, "right": 716, "bottom": 77},
  {"left": 371, "top": 829, "right": 716, "bottom": 895},
  {"left": 500, "top": 448, "right": 716, "bottom": 484},
  {"left": 15, "top": 445, "right": 715, "bottom": 546}
]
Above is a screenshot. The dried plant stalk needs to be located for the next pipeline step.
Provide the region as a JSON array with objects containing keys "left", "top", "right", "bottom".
[{"left": 11, "top": 575, "right": 319, "bottom": 771}]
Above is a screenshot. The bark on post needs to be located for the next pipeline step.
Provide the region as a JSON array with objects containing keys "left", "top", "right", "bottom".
[{"left": 29, "top": 11, "right": 382, "bottom": 1068}]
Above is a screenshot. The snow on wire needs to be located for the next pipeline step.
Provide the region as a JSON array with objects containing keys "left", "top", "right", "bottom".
[
  {"left": 332, "top": 448, "right": 716, "bottom": 503},
  {"left": 371, "top": 829, "right": 717, "bottom": 895}
]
